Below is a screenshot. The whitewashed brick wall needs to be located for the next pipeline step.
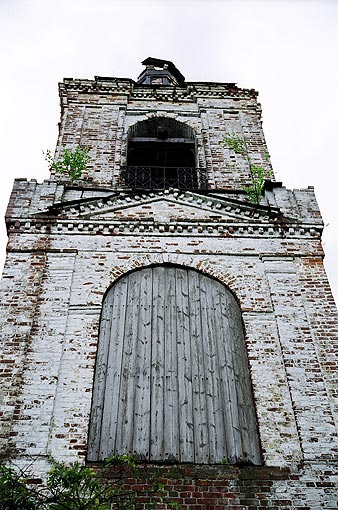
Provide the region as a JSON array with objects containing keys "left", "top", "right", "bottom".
[{"left": 1, "top": 74, "right": 337, "bottom": 505}]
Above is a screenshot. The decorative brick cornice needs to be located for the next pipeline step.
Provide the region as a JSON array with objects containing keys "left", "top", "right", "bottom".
[
  {"left": 59, "top": 77, "right": 258, "bottom": 105},
  {"left": 7, "top": 217, "right": 322, "bottom": 239},
  {"left": 7, "top": 188, "right": 323, "bottom": 239}
]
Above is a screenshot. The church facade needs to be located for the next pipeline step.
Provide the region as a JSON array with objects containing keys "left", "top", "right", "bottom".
[{"left": 1, "top": 59, "right": 337, "bottom": 507}]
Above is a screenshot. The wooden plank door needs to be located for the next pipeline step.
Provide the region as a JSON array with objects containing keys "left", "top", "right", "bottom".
[{"left": 88, "top": 266, "right": 261, "bottom": 464}]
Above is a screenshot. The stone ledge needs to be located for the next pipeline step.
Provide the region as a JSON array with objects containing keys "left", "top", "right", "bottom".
[{"left": 6, "top": 219, "right": 323, "bottom": 239}]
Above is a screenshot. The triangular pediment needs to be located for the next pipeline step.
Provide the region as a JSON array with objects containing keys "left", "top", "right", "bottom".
[
  {"left": 88, "top": 198, "right": 225, "bottom": 222},
  {"left": 45, "top": 189, "right": 289, "bottom": 224}
]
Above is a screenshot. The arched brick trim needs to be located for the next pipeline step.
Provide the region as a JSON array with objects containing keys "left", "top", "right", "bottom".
[
  {"left": 121, "top": 113, "right": 206, "bottom": 175},
  {"left": 108, "top": 255, "right": 238, "bottom": 297},
  {"left": 125, "top": 111, "right": 197, "bottom": 135}
]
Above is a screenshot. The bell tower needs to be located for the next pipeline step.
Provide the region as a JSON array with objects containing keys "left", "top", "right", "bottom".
[{"left": 1, "top": 59, "right": 338, "bottom": 506}]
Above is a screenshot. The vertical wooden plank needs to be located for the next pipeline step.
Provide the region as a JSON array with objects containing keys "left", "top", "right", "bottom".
[
  {"left": 99, "top": 277, "right": 128, "bottom": 458},
  {"left": 199, "top": 273, "right": 227, "bottom": 463},
  {"left": 150, "top": 266, "right": 165, "bottom": 460},
  {"left": 175, "top": 267, "right": 194, "bottom": 462},
  {"left": 228, "top": 298, "right": 248, "bottom": 462},
  {"left": 188, "top": 270, "right": 209, "bottom": 463},
  {"left": 217, "top": 285, "right": 243, "bottom": 463},
  {"left": 114, "top": 271, "right": 140, "bottom": 454},
  {"left": 230, "top": 300, "right": 261, "bottom": 464},
  {"left": 132, "top": 267, "right": 152, "bottom": 459},
  {"left": 163, "top": 267, "right": 180, "bottom": 461},
  {"left": 87, "top": 295, "right": 114, "bottom": 460}
]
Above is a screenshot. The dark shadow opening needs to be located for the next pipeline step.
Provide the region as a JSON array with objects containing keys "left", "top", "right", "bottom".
[{"left": 122, "top": 118, "right": 206, "bottom": 190}]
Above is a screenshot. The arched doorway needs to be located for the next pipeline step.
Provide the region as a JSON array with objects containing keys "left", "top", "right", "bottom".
[{"left": 88, "top": 265, "right": 261, "bottom": 465}]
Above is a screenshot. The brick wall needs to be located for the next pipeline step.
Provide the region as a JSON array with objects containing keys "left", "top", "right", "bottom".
[
  {"left": 55, "top": 78, "right": 272, "bottom": 190},
  {"left": 1, "top": 73, "right": 338, "bottom": 507},
  {"left": 94, "top": 463, "right": 338, "bottom": 509}
]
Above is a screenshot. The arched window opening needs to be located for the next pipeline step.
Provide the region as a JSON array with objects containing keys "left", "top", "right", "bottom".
[
  {"left": 121, "top": 118, "right": 207, "bottom": 190},
  {"left": 88, "top": 265, "right": 261, "bottom": 465}
]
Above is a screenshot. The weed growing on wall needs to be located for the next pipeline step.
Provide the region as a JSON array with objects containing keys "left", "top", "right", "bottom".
[
  {"left": 43, "top": 146, "right": 90, "bottom": 181},
  {"left": 245, "top": 165, "right": 272, "bottom": 204},
  {"left": 220, "top": 132, "right": 272, "bottom": 203},
  {"left": 222, "top": 132, "right": 247, "bottom": 155}
]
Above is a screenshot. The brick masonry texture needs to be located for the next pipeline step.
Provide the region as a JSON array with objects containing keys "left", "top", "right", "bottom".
[
  {"left": 0, "top": 71, "right": 338, "bottom": 508},
  {"left": 55, "top": 78, "right": 272, "bottom": 190},
  {"left": 94, "top": 463, "right": 338, "bottom": 509}
]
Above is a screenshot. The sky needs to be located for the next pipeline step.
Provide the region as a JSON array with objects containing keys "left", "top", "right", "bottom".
[{"left": 0, "top": 0, "right": 337, "bottom": 303}]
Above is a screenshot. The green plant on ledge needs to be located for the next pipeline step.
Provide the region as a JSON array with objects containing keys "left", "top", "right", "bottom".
[
  {"left": 220, "top": 132, "right": 272, "bottom": 204},
  {"left": 43, "top": 145, "right": 90, "bottom": 181},
  {"left": 245, "top": 165, "right": 273, "bottom": 204}
]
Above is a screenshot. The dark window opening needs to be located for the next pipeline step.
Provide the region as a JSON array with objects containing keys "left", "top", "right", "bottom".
[
  {"left": 122, "top": 118, "right": 207, "bottom": 190},
  {"left": 128, "top": 141, "right": 196, "bottom": 167}
]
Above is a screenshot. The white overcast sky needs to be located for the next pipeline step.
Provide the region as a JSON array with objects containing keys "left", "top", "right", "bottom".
[{"left": 0, "top": 0, "right": 337, "bottom": 303}]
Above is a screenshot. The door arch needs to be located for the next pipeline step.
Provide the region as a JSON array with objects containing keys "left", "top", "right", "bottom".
[{"left": 88, "top": 265, "right": 261, "bottom": 464}]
